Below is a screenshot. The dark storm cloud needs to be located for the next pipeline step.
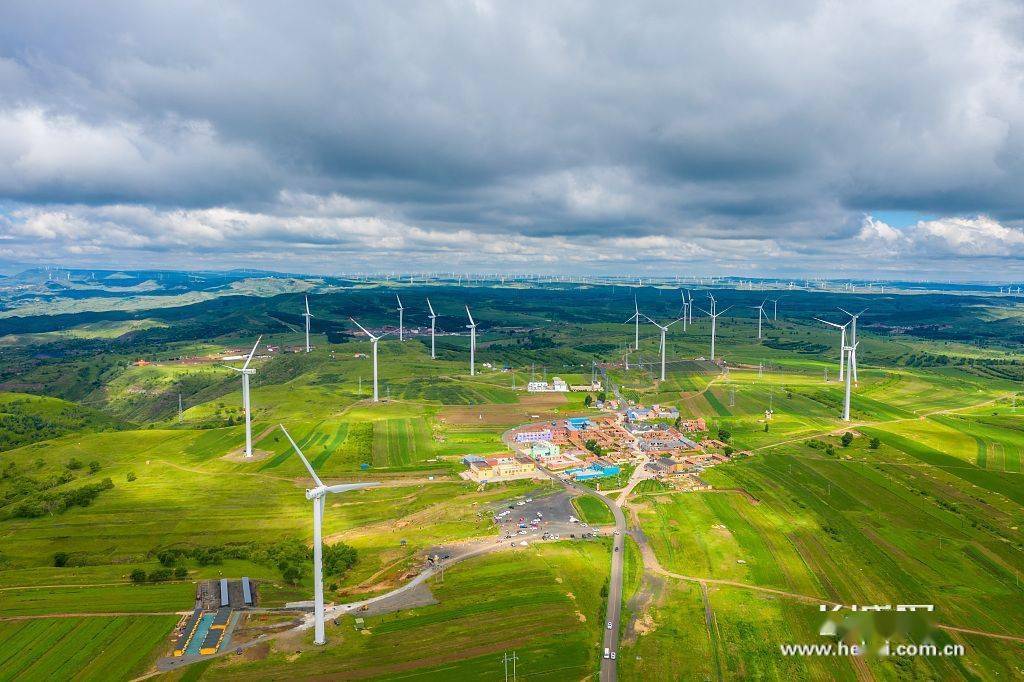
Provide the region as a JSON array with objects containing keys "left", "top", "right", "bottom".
[{"left": 1, "top": 1, "right": 1024, "bottom": 276}]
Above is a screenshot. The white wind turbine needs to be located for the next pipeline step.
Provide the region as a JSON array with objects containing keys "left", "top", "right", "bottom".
[
  {"left": 679, "top": 291, "right": 689, "bottom": 331},
  {"left": 350, "top": 318, "right": 386, "bottom": 401},
  {"left": 814, "top": 317, "right": 849, "bottom": 382},
  {"left": 465, "top": 305, "right": 477, "bottom": 375},
  {"left": 697, "top": 294, "right": 731, "bottom": 362},
  {"left": 427, "top": 298, "right": 438, "bottom": 360},
  {"left": 302, "top": 295, "right": 313, "bottom": 353},
  {"left": 769, "top": 298, "right": 780, "bottom": 321},
  {"left": 280, "top": 425, "right": 378, "bottom": 646},
  {"left": 625, "top": 297, "right": 641, "bottom": 350},
  {"left": 753, "top": 300, "right": 767, "bottom": 340},
  {"left": 224, "top": 336, "right": 262, "bottom": 458},
  {"left": 838, "top": 308, "right": 866, "bottom": 384},
  {"left": 396, "top": 295, "right": 405, "bottom": 341},
  {"left": 842, "top": 342, "right": 858, "bottom": 420},
  {"left": 643, "top": 314, "right": 684, "bottom": 381}
]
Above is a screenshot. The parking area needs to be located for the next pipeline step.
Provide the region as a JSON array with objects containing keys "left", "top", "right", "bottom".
[{"left": 487, "top": 488, "right": 605, "bottom": 548}]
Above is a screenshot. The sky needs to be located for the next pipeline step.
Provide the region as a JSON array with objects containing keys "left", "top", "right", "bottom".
[{"left": 1, "top": 1, "right": 1024, "bottom": 280}]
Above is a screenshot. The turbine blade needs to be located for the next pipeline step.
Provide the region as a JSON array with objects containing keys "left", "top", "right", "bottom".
[
  {"left": 280, "top": 424, "right": 322, "bottom": 487},
  {"left": 305, "top": 295, "right": 310, "bottom": 316},
  {"left": 465, "top": 305, "right": 475, "bottom": 326},
  {"left": 427, "top": 298, "right": 435, "bottom": 316},
  {"left": 396, "top": 294, "right": 403, "bottom": 309},
  {"left": 242, "top": 335, "right": 263, "bottom": 370},
  {"left": 324, "top": 482, "right": 381, "bottom": 495},
  {"left": 350, "top": 317, "right": 378, "bottom": 341}
]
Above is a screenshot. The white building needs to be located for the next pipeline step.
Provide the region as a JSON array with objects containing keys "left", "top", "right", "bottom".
[
  {"left": 551, "top": 377, "right": 569, "bottom": 392},
  {"left": 527, "top": 381, "right": 550, "bottom": 392}
]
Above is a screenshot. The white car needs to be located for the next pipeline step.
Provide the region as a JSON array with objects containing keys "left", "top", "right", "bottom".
[
  {"left": 607, "top": 621, "right": 612, "bottom": 629},
  {"left": 611, "top": 652, "right": 616, "bottom": 660}
]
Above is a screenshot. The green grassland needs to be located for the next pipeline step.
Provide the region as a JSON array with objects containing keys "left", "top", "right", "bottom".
[{"left": 1, "top": 281, "right": 1023, "bottom": 679}]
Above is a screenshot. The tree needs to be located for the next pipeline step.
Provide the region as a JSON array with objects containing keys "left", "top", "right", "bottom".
[
  {"left": 126, "top": 471, "right": 137, "bottom": 482},
  {"left": 88, "top": 461, "right": 101, "bottom": 474},
  {"left": 173, "top": 566, "right": 188, "bottom": 579},
  {"left": 869, "top": 437, "right": 881, "bottom": 449},
  {"left": 597, "top": 391, "right": 607, "bottom": 403},
  {"left": 282, "top": 564, "right": 302, "bottom": 585},
  {"left": 840, "top": 432, "right": 854, "bottom": 447},
  {"left": 825, "top": 444, "right": 836, "bottom": 457},
  {"left": 130, "top": 568, "right": 147, "bottom": 583},
  {"left": 53, "top": 552, "right": 69, "bottom": 567},
  {"left": 584, "top": 395, "right": 593, "bottom": 407},
  {"left": 763, "top": 423, "right": 770, "bottom": 433},
  {"left": 66, "top": 458, "right": 84, "bottom": 470},
  {"left": 717, "top": 429, "right": 731, "bottom": 442}
]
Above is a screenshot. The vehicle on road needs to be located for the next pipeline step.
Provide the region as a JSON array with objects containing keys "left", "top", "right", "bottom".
[
  {"left": 611, "top": 652, "right": 616, "bottom": 660},
  {"left": 603, "top": 647, "right": 610, "bottom": 659},
  {"left": 607, "top": 621, "right": 612, "bottom": 629}
]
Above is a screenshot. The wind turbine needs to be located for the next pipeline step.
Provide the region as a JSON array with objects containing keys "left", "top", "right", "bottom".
[
  {"left": 280, "top": 425, "right": 379, "bottom": 646},
  {"left": 838, "top": 308, "right": 866, "bottom": 384},
  {"left": 302, "top": 296, "right": 313, "bottom": 353},
  {"left": 466, "top": 305, "right": 477, "bottom": 375},
  {"left": 426, "top": 298, "right": 438, "bottom": 360},
  {"left": 697, "top": 294, "right": 731, "bottom": 362},
  {"left": 769, "top": 298, "right": 780, "bottom": 321},
  {"left": 679, "top": 291, "right": 689, "bottom": 331},
  {"left": 625, "top": 297, "right": 641, "bottom": 350},
  {"left": 396, "top": 295, "right": 405, "bottom": 341},
  {"left": 224, "top": 336, "right": 262, "bottom": 457},
  {"left": 842, "top": 342, "right": 858, "bottom": 420},
  {"left": 753, "top": 300, "right": 767, "bottom": 340},
  {"left": 350, "top": 318, "right": 385, "bottom": 401},
  {"left": 814, "top": 317, "right": 848, "bottom": 381},
  {"left": 643, "top": 315, "right": 684, "bottom": 381}
]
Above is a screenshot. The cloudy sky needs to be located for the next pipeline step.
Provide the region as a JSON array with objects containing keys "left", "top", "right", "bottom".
[{"left": 1, "top": 1, "right": 1024, "bottom": 280}]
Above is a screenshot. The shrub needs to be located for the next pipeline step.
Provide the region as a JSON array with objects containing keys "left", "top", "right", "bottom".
[
  {"left": 88, "top": 461, "right": 101, "bottom": 474},
  {"left": 869, "top": 437, "right": 881, "bottom": 449},
  {"left": 717, "top": 429, "right": 731, "bottom": 442},
  {"left": 53, "top": 552, "right": 69, "bottom": 567},
  {"left": 148, "top": 568, "right": 173, "bottom": 582},
  {"left": 840, "top": 432, "right": 854, "bottom": 447},
  {"left": 126, "top": 471, "right": 137, "bottom": 482},
  {"left": 282, "top": 565, "right": 302, "bottom": 585},
  {"left": 129, "top": 568, "right": 147, "bottom": 583},
  {"left": 66, "top": 458, "right": 84, "bottom": 470},
  {"left": 174, "top": 566, "right": 188, "bottom": 579},
  {"left": 825, "top": 445, "right": 836, "bottom": 457}
]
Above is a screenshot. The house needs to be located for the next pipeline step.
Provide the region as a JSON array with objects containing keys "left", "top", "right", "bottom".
[
  {"left": 527, "top": 381, "right": 550, "bottom": 392},
  {"left": 465, "top": 455, "right": 538, "bottom": 483},
  {"left": 551, "top": 377, "right": 569, "bottom": 392},
  {"left": 527, "top": 441, "right": 560, "bottom": 460},
  {"left": 515, "top": 429, "right": 552, "bottom": 443}
]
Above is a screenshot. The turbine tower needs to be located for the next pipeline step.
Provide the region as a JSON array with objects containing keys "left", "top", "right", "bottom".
[
  {"left": 753, "top": 300, "right": 767, "bottom": 340},
  {"left": 770, "top": 298, "right": 780, "bottom": 321},
  {"left": 350, "top": 318, "right": 383, "bottom": 401},
  {"left": 224, "top": 336, "right": 262, "bottom": 457},
  {"left": 814, "top": 318, "right": 849, "bottom": 381},
  {"left": 465, "top": 305, "right": 477, "bottom": 375},
  {"left": 625, "top": 297, "right": 641, "bottom": 350},
  {"left": 643, "top": 314, "right": 684, "bottom": 381},
  {"left": 842, "top": 342, "right": 858, "bottom": 420},
  {"left": 396, "top": 295, "right": 405, "bottom": 341},
  {"left": 302, "top": 295, "right": 313, "bottom": 353},
  {"left": 280, "top": 425, "right": 379, "bottom": 646},
  {"left": 698, "top": 294, "right": 731, "bottom": 362},
  {"left": 839, "top": 308, "right": 865, "bottom": 384},
  {"left": 427, "top": 298, "right": 438, "bottom": 360}
]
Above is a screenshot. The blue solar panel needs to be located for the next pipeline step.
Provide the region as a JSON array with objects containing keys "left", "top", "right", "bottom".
[
  {"left": 242, "top": 576, "right": 252, "bottom": 605},
  {"left": 219, "top": 578, "right": 229, "bottom": 607}
]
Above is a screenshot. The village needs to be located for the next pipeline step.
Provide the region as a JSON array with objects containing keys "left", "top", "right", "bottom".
[{"left": 461, "top": 377, "right": 735, "bottom": 491}]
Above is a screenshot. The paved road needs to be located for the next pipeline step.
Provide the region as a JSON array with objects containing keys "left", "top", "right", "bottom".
[{"left": 538, "top": 466, "right": 626, "bottom": 681}]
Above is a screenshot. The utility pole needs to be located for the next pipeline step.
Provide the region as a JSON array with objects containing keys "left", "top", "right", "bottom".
[{"left": 178, "top": 394, "right": 183, "bottom": 422}]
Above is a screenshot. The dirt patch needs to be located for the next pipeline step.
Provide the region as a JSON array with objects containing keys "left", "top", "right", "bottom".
[
  {"left": 358, "top": 581, "right": 438, "bottom": 617},
  {"left": 238, "top": 641, "right": 270, "bottom": 662},
  {"left": 438, "top": 393, "right": 567, "bottom": 427},
  {"left": 221, "top": 448, "right": 276, "bottom": 462}
]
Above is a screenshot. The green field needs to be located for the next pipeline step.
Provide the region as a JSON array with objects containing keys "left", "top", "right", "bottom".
[{"left": 2, "top": 280, "right": 1024, "bottom": 679}]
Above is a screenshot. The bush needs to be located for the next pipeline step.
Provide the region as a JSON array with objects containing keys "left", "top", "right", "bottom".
[
  {"left": 53, "top": 552, "right": 69, "bottom": 567},
  {"left": 129, "top": 568, "right": 147, "bottom": 583},
  {"left": 323, "top": 542, "right": 358, "bottom": 577},
  {"left": 825, "top": 445, "right": 836, "bottom": 457},
  {"left": 174, "top": 566, "right": 188, "bottom": 579},
  {"left": 126, "top": 471, "right": 137, "bottom": 482},
  {"left": 717, "top": 429, "right": 731, "bottom": 442},
  {"left": 584, "top": 395, "right": 593, "bottom": 407},
  {"left": 148, "top": 568, "right": 173, "bottom": 582},
  {"left": 840, "top": 432, "right": 854, "bottom": 447},
  {"left": 282, "top": 565, "right": 302, "bottom": 585},
  {"left": 869, "top": 437, "right": 881, "bottom": 449},
  {"left": 66, "top": 458, "right": 84, "bottom": 470},
  {"left": 88, "top": 461, "right": 101, "bottom": 474}
]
